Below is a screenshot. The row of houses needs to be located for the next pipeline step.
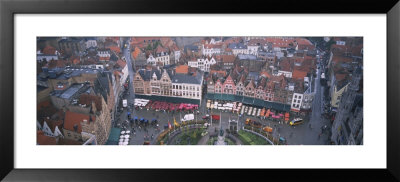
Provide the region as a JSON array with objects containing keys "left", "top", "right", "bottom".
[
  {"left": 207, "top": 64, "right": 313, "bottom": 112},
  {"left": 133, "top": 65, "right": 204, "bottom": 104},
  {"left": 37, "top": 37, "right": 128, "bottom": 145}
]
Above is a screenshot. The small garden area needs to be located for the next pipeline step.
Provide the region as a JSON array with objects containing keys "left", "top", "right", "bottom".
[
  {"left": 174, "top": 128, "right": 205, "bottom": 145},
  {"left": 237, "top": 130, "right": 270, "bottom": 145},
  {"left": 155, "top": 120, "right": 207, "bottom": 145}
]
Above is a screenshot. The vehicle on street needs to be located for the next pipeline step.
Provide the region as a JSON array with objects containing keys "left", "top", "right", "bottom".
[
  {"left": 211, "top": 114, "right": 220, "bottom": 120},
  {"left": 181, "top": 114, "right": 194, "bottom": 122},
  {"left": 202, "top": 114, "right": 210, "bottom": 120},
  {"left": 263, "top": 126, "right": 273, "bottom": 133},
  {"left": 123, "top": 99, "right": 128, "bottom": 108},
  {"left": 289, "top": 118, "right": 304, "bottom": 126},
  {"left": 245, "top": 118, "right": 262, "bottom": 128}
]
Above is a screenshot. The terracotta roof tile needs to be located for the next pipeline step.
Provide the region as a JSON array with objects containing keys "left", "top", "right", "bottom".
[
  {"left": 222, "top": 55, "right": 235, "bottom": 63},
  {"left": 292, "top": 69, "right": 308, "bottom": 80},
  {"left": 42, "top": 45, "right": 57, "bottom": 55},
  {"left": 64, "top": 111, "right": 95, "bottom": 133},
  {"left": 37, "top": 131, "right": 57, "bottom": 145},
  {"left": 175, "top": 65, "right": 188, "bottom": 74},
  {"left": 79, "top": 94, "right": 102, "bottom": 112},
  {"left": 43, "top": 118, "right": 63, "bottom": 133},
  {"left": 116, "top": 59, "right": 126, "bottom": 68}
]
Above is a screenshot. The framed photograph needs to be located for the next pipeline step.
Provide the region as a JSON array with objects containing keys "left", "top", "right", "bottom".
[{"left": 1, "top": 0, "right": 399, "bottom": 181}]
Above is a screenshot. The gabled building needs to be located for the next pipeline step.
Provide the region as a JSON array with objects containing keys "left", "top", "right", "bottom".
[
  {"left": 147, "top": 54, "right": 156, "bottom": 66},
  {"left": 331, "top": 67, "right": 363, "bottom": 145},
  {"left": 202, "top": 44, "right": 222, "bottom": 57},
  {"left": 197, "top": 57, "right": 216, "bottom": 72},
  {"left": 229, "top": 43, "right": 248, "bottom": 56},
  {"left": 155, "top": 46, "right": 170, "bottom": 66},
  {"left": 244, "top": 79, "right": 256, "bottom": 97},
  {"left": 97, "top": 49, "right": 111, "bottom": 62},
  {"left": 222, "top": 74, "right": 236, "bottom": 95}
]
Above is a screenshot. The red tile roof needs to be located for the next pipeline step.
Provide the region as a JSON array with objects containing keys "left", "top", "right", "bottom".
[
  {"left": 221, "top": 55, "right": 235, "bottom": 63},
  {"left": 175, "top": 65, "right": 189, "bottom": 74},
  {"left": 260, "top": 71, "right": 272, "bottom": 79},
  {"left": 295, "top": 38, "right": 313, "bottom": 45},
  {"left": 156, "top": 45, "right": 167, "bottom": 54},
  {"left": 64, "top": 111, "right": 95, "bottom": 133},
  {"left": 107, "top": 45, "right": 121, "bottom": 54},
  {"left": 332, "top": 54, "right": 353, "bottom": 64},
  {"left": 37, "top": 131, "right": 57, "bottom": 145},
  {"left": 47, "top": 59, "right": 65, "bottom": 69},
  {"left": 335, "top": 73, "right": 348, "bottom": 82},
  {"left": 116, "top": 59, "right": 126, "bottom": 68},
  {"left": 79, "top": 94, "right": 102, "bottom": 111},
  {"left": 292, "top": 69, "right": 308, "bottom": 80},
  {"left": 37, "top": 100, "right": 51, "bottom": 111},
  {"left": 265, "top": 37, "right": 295, "bottom": 48},
  {"left": 248, "top": 39, "right": 268, "bottom": 46},
  {"left": 43, "top": 118, "right": 63, "bottom": 133},
  {"left": 42, "top": 45, "right": 57, "bottom": 55},
  {"left": 209, "top": 70, "right": 227, "bottom": 77},
  {"left": 37, "top": 101, "right": 58, "bottom": 120},
  {"left": 279, "top": 58, "right": 293, "bottom": 72}
]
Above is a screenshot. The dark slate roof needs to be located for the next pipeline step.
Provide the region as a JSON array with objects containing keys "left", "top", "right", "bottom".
[
  {"left": 171, "top": 71, "right": 202, "bottom": 84},
  {"left": 238, "top": 54, "right": 257, "bottom": 60},
  {"left": 184, "top": 45, "right": 199, "bottom": 52},
  {"left": 37, "top": 85, "right": 48, "bottom": 92},
  {"left": 355, "top": 66, "right": 363, "bottom": 75},
  {"left": 56, "top": 68, "right": 99, "bottom": 80},
  {"left": 94, "top": 71, "right": 111, "bottom": 103},
  {"left": 228, "top": 43, "right": 247, "bottom": 49},
  {"left": 58, "top": 37, "right": 83, "bottom": 43},
  {"left": 110, "top": 53, "right": 119, "bottom": 61},
  {"left": 138, "top": 69, "right": 162, "bottom": 81}
]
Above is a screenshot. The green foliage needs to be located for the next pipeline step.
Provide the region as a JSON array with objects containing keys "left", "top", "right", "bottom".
[
  {"left": 238, "top": 130, "right": 270, "bottom": 145},
  {"left": 175, "top": 128, "right": 205, "bottom": 145}
]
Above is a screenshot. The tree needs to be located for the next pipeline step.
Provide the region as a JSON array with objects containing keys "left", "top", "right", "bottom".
[{"left": 146, "top": 43, "right": 152, "bottom": 50}]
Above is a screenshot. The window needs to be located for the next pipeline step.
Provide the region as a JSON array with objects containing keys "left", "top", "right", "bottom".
[
  {"left": 295, "top": 95, "right": 297, "bottom": 99},
  {"left": 298, "top": 100, "right": 300, "bottom": 103},
  {"left": 293, "top": 104, "right": 296, "bottom": 107}
]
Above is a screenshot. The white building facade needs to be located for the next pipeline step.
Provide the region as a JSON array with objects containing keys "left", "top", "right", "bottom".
[
  {"left": 290, "top": 93, "right": 303, "bottom": 112},
  {"left": 155, "top": 52, "right": 170, "bottom": 66},
  {"left": 197, "top": 57, "right": 216, "bottom": 72},
  {"left": 147, "top": 54, "right": 156, "bottom": 66}
]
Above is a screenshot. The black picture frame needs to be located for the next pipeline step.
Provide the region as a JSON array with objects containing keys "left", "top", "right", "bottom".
[{"left": 1, "top": 0, "right": 399, "bottom": 181}]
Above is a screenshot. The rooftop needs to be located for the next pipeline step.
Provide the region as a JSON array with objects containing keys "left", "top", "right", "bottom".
[
  {"left": 237, "top": 54, "right": 257, "bottom": 60},
  {"left": 171, "top": 71, "right": 203, "bottom": 84},
  {"left": 64, "top": 111, "right": 95, "bottom": 133}
]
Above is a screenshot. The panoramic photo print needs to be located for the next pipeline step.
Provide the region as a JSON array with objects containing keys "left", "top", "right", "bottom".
[{"left": 36, "top": 36, "right": 363, "bottom": 145}]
